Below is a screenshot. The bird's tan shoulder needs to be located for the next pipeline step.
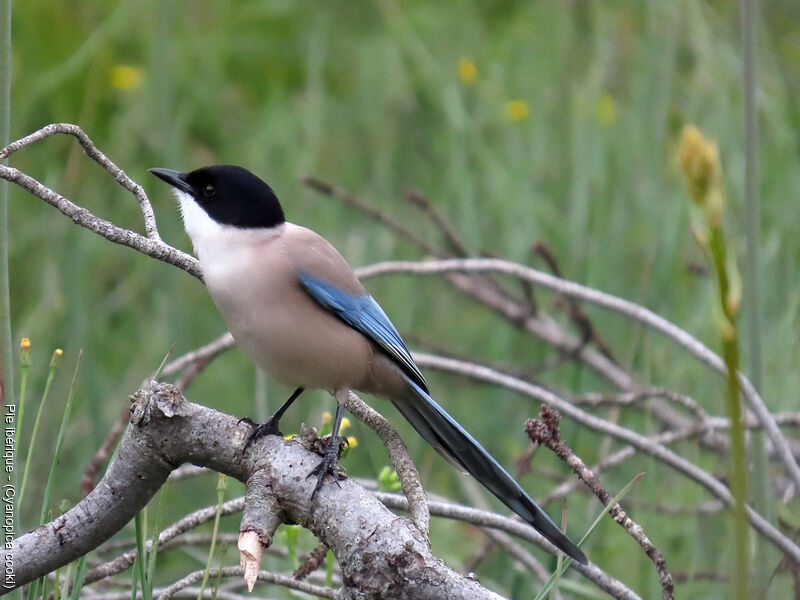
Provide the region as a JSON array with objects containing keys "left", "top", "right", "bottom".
[{"left": 283, "top": 223, "right": 366, "bottom": 295}]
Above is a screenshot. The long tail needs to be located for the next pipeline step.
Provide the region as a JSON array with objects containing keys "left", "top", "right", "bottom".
[{"left": 392, "top": 378, "right": 588, "bottom": 565}]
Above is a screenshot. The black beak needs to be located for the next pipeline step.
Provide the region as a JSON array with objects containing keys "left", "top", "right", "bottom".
[{"left": 148, "top": 167, "right": 194, "bottom": 195}]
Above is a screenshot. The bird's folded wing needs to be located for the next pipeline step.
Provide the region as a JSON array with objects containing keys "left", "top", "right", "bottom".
[{"left": 297, "top": 270, "right": 429, "bottom": 393}]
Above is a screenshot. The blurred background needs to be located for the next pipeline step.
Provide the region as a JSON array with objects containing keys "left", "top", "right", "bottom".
[{"left": 7, "top": 1, "right": 800, "bottom": 597}]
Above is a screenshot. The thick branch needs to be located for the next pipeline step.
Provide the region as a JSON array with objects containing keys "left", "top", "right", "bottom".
[{"left": 4, "top": 383, "right": 505, "bottom": 600}]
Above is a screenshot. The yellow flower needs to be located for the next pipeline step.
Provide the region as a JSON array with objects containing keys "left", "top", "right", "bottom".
[
  {"left": 504, "top": 99, "right": 529, "bottom": 122},
  {"left": 678, "top": 125, "right": 725, "bottom": 225},
  {"left": 678, "top": 125, "right": 719, "bottom": 204},
  {"left": 457, "top": 58, "right": 477, "bottom": 84},
  {"left": 346, "top": 436, "right": 358, "bottom": 448},
  {"left": 20, "top": 338, "right": 30, "bottom": 367},
  {"left": 50, "top": 348, "right": 63, "bottom": 369},
  {"left": 595, "top": 92, "right": 617, "bottom": 126},
  {"left": 340, "top": 417, "right": 351, "bottom": 431},
  {"left": 109, "top": 65, "right": 144, "bottom": 90}
]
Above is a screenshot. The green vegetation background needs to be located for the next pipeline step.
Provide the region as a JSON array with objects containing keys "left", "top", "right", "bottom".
[{"left": 7, "top": 1, "right": 800, "bottom": 597}]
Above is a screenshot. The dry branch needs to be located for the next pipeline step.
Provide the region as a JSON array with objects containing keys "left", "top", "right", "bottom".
[
  {"left": 412, "top": 351, "right": 800, "bottom": 563},
  {"left": 4, "top": 383, "right": 504, "bottom": 600},
  {"left": 526, "top": 406, "right": 674, "bottom": 599},
  {"left": 356, "top": 258, "right": 800, "bottom": 493}
]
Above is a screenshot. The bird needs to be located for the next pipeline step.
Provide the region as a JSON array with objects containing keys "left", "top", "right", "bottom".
[{"left": 149, "top": 164, "right": 588, "bottom": 565}]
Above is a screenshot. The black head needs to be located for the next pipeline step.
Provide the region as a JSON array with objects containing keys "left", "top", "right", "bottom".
[{"left": 149, "top": 164, "right": 285, "bottom": 228}]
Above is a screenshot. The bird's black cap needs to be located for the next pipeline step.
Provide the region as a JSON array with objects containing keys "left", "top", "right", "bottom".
[{"left": 149, "top": 165, "right": 285, "bottom": 229}]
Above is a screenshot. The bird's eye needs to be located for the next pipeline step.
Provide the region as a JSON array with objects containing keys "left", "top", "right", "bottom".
[{"left": 203, "top": 184, "right": 216, "bottom": 197}]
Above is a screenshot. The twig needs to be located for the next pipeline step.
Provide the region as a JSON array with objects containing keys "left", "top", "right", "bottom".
[
  {"left": 156, "top": 566, "right": 335, "bottom": 600},
  {"left": 411, "top": 351, "right": 800, "bottom": 562},
  {"left": 526, "top": 405, "right": 674, "bottom": 599},
  {"left": 344, "top": 391, "right": 430, "bottom": 535},
  {"left": 84, "top": 498, "right": 247, "bottom": 586},
  {"left": 293, "top": 543, "right": 328, "bottom": 580},
  {"left": 83, "top": 333, "right": 237, "bottom": 496},
  {"left": 572, "top": 388, "right": 711, "bottom": 424},
  {"left": 372, "top": 492, "right": 642, "bottom": 600},
  {"left": 538, "top": 428, "right": 701, "bottom": 506},
  {"left": 643, "top": 501, "right": 725, "bottom": 515},
  {"left": 404, "top": 187, "right": 470, "bottom": 257},
  {"left": 84, "top": 588, "right": 248, "bottom": 600},
  {"left": 483, "top": 529, "right": 556, "bottom": 589},
  {"left": 97, "top": 532, "right": 243, "bottom": 555},
  {"left": 531, "top": 241, "right": 618, "bottom": 363},
  {"left": 0, "top": 123, "right": 161, "bottom": 241},
  {"left": 160, "top": 332, "right": 236, "bottom": 379},
  {"left": 300, "top": 175, "right": 443, "bottom": 256},
  {"left": 672, "top": 571, "right": 734, "bottom": 583},
  {"left": 0, "top": 152, "right": 200, "bottom": 277},
  {"left": 81, "top": 406, "right": 129, "bottom": 496}
]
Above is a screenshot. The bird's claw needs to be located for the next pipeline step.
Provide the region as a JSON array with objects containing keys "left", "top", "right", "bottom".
[
  {"left": 308, "top": 436, "right": 347, "bottom": 499},
  {"left": 243, "top": 417, "right": 283, "bottom": 450}
]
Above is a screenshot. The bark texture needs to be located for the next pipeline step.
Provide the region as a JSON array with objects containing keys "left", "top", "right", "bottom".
[{"left": 4, "top": 383, "right": 505, "bottom": 600}]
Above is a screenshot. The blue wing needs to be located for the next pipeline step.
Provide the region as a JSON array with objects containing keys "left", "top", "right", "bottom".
[{"left": 297, "top": 270, "right": 429, "bottom": 393}]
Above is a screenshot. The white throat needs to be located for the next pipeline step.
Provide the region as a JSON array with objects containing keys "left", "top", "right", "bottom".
[{"left": 173, "top": 189, "right": 285, "bottom": 259}]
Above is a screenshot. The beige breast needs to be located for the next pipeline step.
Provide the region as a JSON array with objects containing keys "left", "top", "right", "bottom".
[{"left": 196, "top": 223, "right": 375, "bottom": 391}]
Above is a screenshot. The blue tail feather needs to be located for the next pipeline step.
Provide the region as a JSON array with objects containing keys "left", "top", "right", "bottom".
[{"left": 393, "top": 378, "right": 588, "bottom": 565}]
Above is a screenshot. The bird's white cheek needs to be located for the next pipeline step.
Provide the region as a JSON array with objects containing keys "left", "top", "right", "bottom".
[{"left": 173, "top": 189, "right": 223, "bottom": 252}]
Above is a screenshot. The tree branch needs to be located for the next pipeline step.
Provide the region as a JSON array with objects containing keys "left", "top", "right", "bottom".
[
  {"left": 0, "top": 123, "right": 162, "bottom": 240},
  {"left": 3, "top": 383, "right": 507, "bottom": 600},
  {"left": 526, "top": 405, "right": 674, "bottom": 599},
  {"left": 356, "top": 258, "right": 800, "bottom": 494},
  {"left": 412, "top": 351, "right": 800, "bottom": 563},
  {"left": 0, "top": 163, "right": 200, "bottom": 276}
]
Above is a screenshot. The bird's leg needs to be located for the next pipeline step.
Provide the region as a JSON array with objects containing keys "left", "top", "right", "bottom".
[
  {"left": 243, "top": 386, "right": 305, "bottom": 448},
  {"left": 309, "top": 394, "right": 348, "bottom": 498}
]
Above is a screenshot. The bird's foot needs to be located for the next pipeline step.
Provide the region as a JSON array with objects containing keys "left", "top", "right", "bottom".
[
  {"left": 308, "top": 435, "right": 347, "bottom": 499},
  {"left": 242, "top": 416, "right": 283, "bottom": 450}
]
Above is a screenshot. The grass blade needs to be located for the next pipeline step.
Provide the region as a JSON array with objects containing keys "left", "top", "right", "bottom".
[
  {"left": 197, "top": 473, "right": 228, "bottom": 600},
  {"left": 211, "top": 544, "right": 230, "bottom": 600},
  {"left": 129, "top": 556, "right": 140, "bottom": 600},
  {"left": 19, "top": 348, "right": 63, "bottom": 507},
  {"left": 69, "top": 556, "right": 88, "bottom": 600},
  {"left": 326, "top": 549, "right": 334, "bottom": 587},
  {"left": 58, "top": 562, "right": 73, "bottom": 600},
  {"left": 15, "top": 337, "right": 30, "bottom": 455},
  {"left": 533, "top": 473, "right": 645, "bottom": 600},
  {"left": 146, "top": 481, "right": 170, "bottom": 595},
  {"left": 38, "top": 350, "right": 83, "bottom": 524},
  {"left": 134, "top": 510, "right": 150, "bottom": 600},
  {"left": 549, "top": 498, "right": 567, "bottom": 599},
  {"left": 151, "top": 342, "right": 176, "bottom": 382}
]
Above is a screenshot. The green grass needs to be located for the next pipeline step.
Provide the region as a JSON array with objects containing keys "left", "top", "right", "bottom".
[{"left": 8, "top": 1, "right": 800, "bottom": 598}]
